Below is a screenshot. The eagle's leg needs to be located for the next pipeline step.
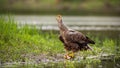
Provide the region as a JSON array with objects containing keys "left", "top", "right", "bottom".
[
  {"left": 59, "top": 35, "right": 74, "bottom": 59},
  {"left": 64, "top": 51, "right": 75, "bottom": 59},
  {"left": 65, "top": 43, "right": 80, "bottom": 59},
  {"left": 68, "top": 51, "right": 74, "bottom": 58},
  {"left": 64, "top": 50, "right": 70, "bottom": 59}
]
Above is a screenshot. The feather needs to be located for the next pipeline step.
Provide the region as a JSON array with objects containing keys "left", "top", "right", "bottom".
[{"left": 56, "top": 15, "right": 95, "bottom": 52}]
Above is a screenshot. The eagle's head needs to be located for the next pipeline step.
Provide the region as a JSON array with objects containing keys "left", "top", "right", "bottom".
[
  {"left": 56, "top": 15, "right": 68, "bottom": 31},
  {"left": 56, "top": 15, "right": 62, "bottom": 23}
]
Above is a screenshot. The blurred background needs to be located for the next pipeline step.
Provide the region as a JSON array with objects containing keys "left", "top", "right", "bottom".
[
  {"left": 0, "top": 0, "right": 120, "bottom": 15},
  {"left": 0, "top": 0, "right": 120, "bottom": 30}
]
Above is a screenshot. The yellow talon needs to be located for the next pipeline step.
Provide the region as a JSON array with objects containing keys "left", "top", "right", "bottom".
[
  {"left": 68, "top": 52, "right": 74, "bottom": 58},
  {"left": 64, "top": 52, "right": 74, "bottom": 59},
  {"left": 64, "top": 55, "right": 71, "bottom": 59}
]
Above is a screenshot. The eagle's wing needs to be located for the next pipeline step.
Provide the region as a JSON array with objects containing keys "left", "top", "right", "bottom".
[
  {"left": 65, "top": 30, "right": 95, "bottom": 44},
  {"left": 59, "top": 35, "right": 64, "bottom": 43}
]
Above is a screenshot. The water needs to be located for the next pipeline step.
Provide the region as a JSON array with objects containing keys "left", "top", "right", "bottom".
[{"left": 7, "top": 15, "right": 120, "bottom": 30}]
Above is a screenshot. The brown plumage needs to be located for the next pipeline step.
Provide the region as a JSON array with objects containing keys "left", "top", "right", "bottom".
[{"left": 56, "top": 15, "right": 95, "bottom": 59}]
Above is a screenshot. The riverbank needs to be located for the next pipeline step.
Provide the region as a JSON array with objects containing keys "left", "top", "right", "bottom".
[{"left": 0, "top": 16, "right": 120, "bottom": 67}]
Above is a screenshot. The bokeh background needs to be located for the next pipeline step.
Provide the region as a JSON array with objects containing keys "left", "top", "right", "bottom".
[{"left": 0, "top": 0, "right": 120, "bottom": 15}]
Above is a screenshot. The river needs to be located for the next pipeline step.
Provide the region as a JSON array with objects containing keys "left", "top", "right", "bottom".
[{"left": 7, "top": 15, "right": 120, "bottom": 30}]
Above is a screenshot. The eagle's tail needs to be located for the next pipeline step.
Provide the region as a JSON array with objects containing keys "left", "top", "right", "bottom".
[{"left": 86, "top": 36, "right": 95, "bottom": 44}]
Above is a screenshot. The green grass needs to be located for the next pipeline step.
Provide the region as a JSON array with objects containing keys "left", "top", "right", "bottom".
[
  {"left": 0, "top": 16, "right": 119, "bottom": 64},
  {"left": 0, "top": 16, "right": 63, "bottom": 62}
]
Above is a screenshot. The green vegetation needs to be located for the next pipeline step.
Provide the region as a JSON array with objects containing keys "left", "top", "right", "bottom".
[
  {"left": 0, "top": 16, "right": 64, "bottom": 63},
  {"left": 0, "top": 16, "right": 119, "bottom": 67},
  {"left": 0, "top": 0, "right": 120, "bottom": 15},
  {"left": 0, "top": 17, "right": 63, "bottom": 61}
]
